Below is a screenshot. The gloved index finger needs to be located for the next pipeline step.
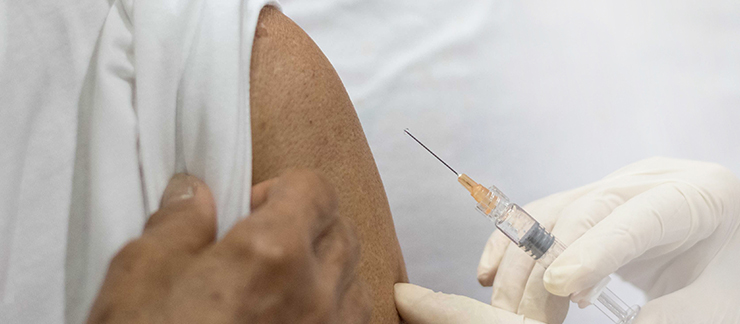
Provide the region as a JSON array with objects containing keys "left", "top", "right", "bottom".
[{"left": 543, "top": 183, "right": 717, "bottom": 296}]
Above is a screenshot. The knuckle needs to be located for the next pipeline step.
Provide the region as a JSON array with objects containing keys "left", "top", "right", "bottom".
[
  {"left": 253, "top": 237, "right": 303, "bottom": 270},
  {"left": 225, "top": 227, "right": 305, "bottom": 269},
  {"left": 219, "top": 227, "right": 259, "bottom": 259},
  {"left": 109, "top": 238, "right": 164, "bottom": 274},
  {"left": 254, "top": 244, "right": 292, "bottom": 268}
]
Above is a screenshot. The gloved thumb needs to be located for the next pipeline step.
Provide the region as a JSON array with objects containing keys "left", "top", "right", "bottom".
[
  {"left": 394, "top": 283, "right": 546, "bottom": 324},
  {"left": 543, "top": 183, "right": 713, "bottom": 296}
]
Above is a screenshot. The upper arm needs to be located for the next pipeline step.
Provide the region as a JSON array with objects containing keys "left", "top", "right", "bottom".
[{"left": 249, "top": 6, "right": 407, "bottom": 324}]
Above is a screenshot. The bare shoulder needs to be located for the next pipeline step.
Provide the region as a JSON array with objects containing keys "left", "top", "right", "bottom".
[
  {"left": 249, "top": 6, "right": 407, "bottom": 324},
  {"left": 250, "top": 6, "right": 350, "bottom": 131},
  {"left": 249, "top": 6, "right": 367, "bottom": 181}
]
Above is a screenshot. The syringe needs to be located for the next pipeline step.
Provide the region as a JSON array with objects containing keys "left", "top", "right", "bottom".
[{"left": 405, "top": 129, "right": 640, "bottom": 324}]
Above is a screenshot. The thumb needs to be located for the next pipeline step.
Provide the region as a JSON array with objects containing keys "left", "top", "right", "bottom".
[
  {"left": 143, "top": 173, "right": 217, "bottom": 252},
  {"left": 394, "top": 283, "right": 545, "bottom": 324},
  {"left": 543, "top": 183, "right": 709, "bottom": 295}
]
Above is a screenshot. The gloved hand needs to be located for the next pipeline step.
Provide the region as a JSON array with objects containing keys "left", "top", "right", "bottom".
[
  {"left": 394, "top": 283, "right": 545, "bottom": 324},
  {"left": 477, "top": 157, "right": 740, "bottom": 323}
]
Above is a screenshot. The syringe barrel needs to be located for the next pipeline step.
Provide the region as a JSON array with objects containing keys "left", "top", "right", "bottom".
[{"left": 474, "top": 189, "right": 558, "bottom": 262}]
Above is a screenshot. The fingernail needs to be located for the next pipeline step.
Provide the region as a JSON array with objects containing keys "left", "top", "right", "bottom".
[{"left": 161, "top": 173, "right": 199, "bottom": 207}]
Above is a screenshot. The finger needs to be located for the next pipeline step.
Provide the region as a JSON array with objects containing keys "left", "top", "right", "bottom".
[
  {"left": 394, "top": 283, "right": 546, "bottom": 324},
  {"left": 489, "top": 197, "right": 567, "bottom": 313},
  {"left": 600, "top": 156, "right": 686, "bottom": 180},
  {"left": 517, "top": 265, "right": 569, "bottom": 323},
  {"left": 544, "top": 183, "right": 718, "bottom": 296},
  {"left": 143, "top": 173, "right": 217, "bottom": 253},
  {"left": 223, "top": 170, "right": 338, "bottom": 249},
  {"left": 490, "top": 243, "right": 537, "bottom": 313},
  {"left": 216, "top": 169, "right": 339, "bottom": 276},
  {"left": 514, "top": 191, "right": 628, "bottom": 321},
  {"left": 529, "top": 190, "right": 631, "bottom": 306},
  {"left": 242, "top": 169, "right": 338, "bottom": 238},
  {"left": 541, "top": 174, "right": 681, "bottom": 296},
  {"left": 250, "top": 177, "right": 279, "bottom": 210},
  {"left": 478, "top": 189, "right": 587, "bottom": 287},
  {"left": 513, "top": 170, "right": 660, "bottom": 319},
  {"left": 477, "top": 230, "right": 511, "bottom": 286},
  {"left": 512, "top": 194, "right": 612, "bottom": 322},
  {"left": 549, "top": 191, "right": 628, "bottom": 246},
  {"left": 523, "top": 189, "right": 631, "bottom": 317}
]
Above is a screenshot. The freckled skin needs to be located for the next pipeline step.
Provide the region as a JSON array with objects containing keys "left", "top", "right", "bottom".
[{"left": 250, "top": 7, "right": 408, "bottom": 324}]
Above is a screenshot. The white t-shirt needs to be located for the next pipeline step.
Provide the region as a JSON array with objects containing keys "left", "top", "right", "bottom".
[{"left": 1, "top": 0, "right": 276, "bottom": 322}]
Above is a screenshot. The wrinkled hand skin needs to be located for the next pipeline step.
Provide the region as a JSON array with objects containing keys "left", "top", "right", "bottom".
[{"left": 86, "top": 170, "right": 371, "bottom": 324}]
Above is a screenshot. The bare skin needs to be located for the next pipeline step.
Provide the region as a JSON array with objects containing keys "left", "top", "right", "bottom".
[
  {"left": 88, "top": 6, "right": 405, "bottom": 324},
  {"left": 249, "top": 6, "right": 408, "bottom": 324},
  {"left": 87, "top": 171, "right": 370, "bottom": 324}
]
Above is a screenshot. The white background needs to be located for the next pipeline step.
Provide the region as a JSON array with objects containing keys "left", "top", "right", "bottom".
[{"left": 281, "top": 0, "right": 740, "bottom": 322}]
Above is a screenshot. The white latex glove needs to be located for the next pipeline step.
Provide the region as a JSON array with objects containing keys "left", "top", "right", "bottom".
[
  {"left": 394, "top": 283, "right": 545, "bottom": 324},
  {"left": 477, "top": 157, "right": 740, "bottom": 323}
]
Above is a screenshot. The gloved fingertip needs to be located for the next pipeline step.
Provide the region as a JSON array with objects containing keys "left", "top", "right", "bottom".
[
  {"left": 394, "top": 284, "right": 443, "bottom": 324},
  {"left": 477, "top": 270, "right": 494, "bottom": 287},
  {"left": 477, "top": 231, "right": 508, "bottom": 286},
  {"left": 476, "top": 257, "right": 496, "bottom": 286},
  {"left": 394, "top": 283, "right": 434, "bottom": 306},
  {"left": 395, "top": 283, "right": 512, "bottom": 324},
  {"left": 542, "top": 263, "right": 581, "bottom": 296}
]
